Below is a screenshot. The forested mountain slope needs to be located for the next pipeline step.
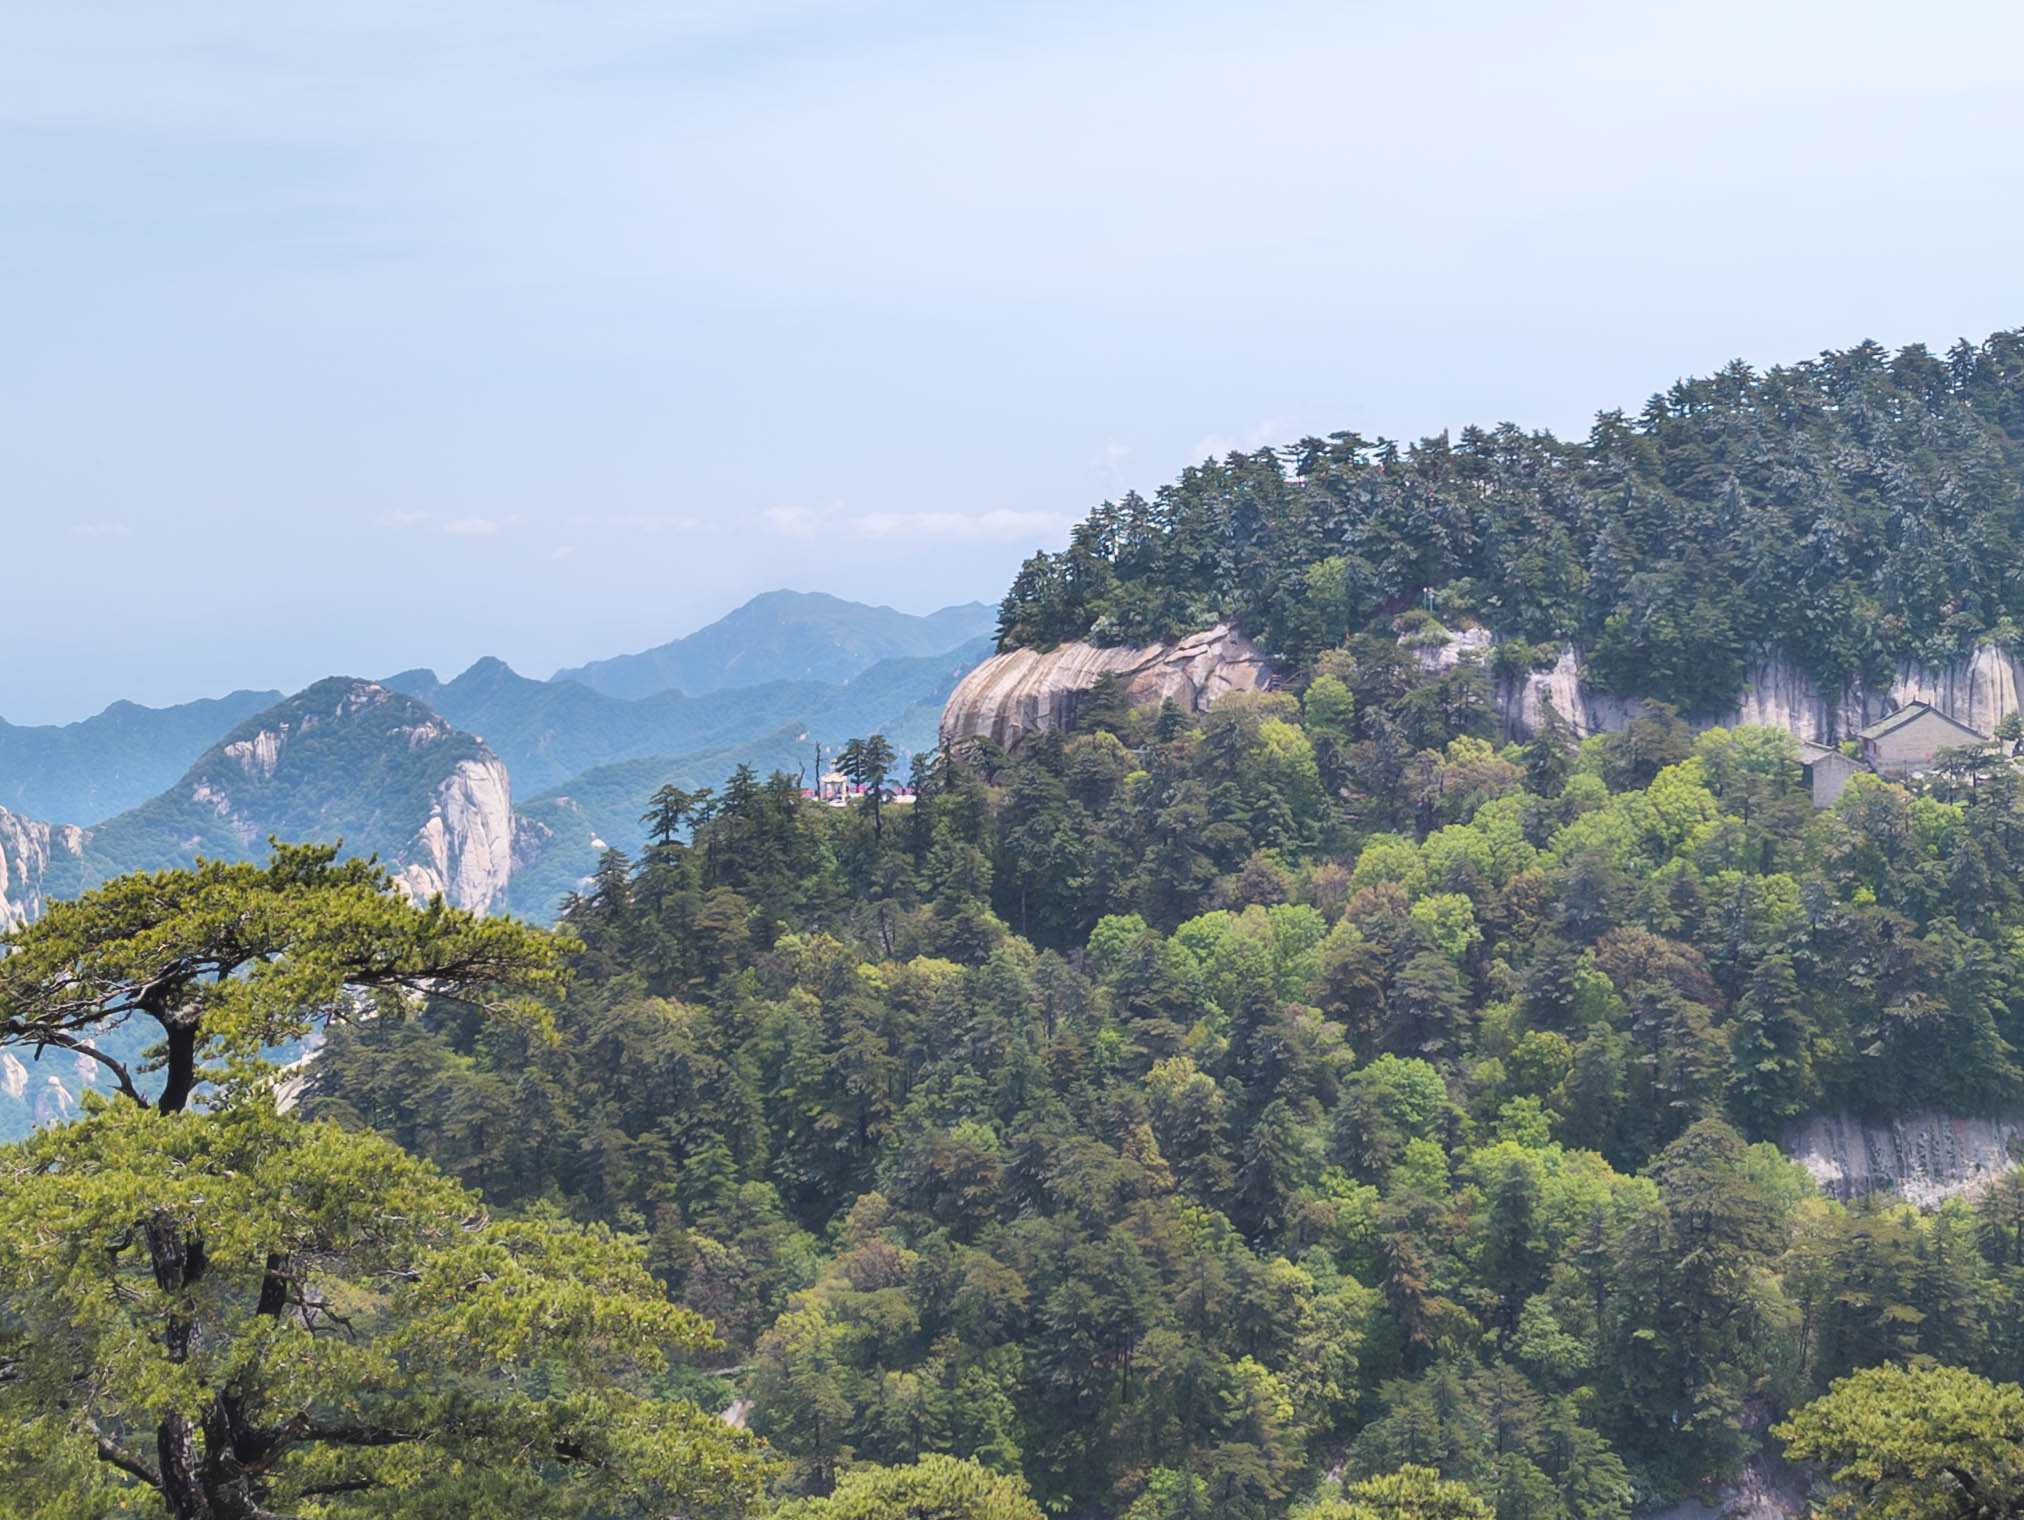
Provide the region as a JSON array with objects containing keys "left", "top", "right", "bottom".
[
  {"left": 313, "top": 623, "right": 2024, "bottom": 1517},
  {"left": 19, "top": 330, "right": 2024, "bottom": 1520},
  {"left": 552, "top": 589, "right": 996, "bottom": 700},
  {"left": 79, "top": 678, "right": 515, "bottom": 913},
  {"left": 996, "top": 331, "right": 2024, "bottom": 717},
  {"left": 0, "top": 687, "right": 281, "bottom": 825}
]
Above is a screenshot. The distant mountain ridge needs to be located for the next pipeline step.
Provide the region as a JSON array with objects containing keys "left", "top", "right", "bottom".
[
  {"left": 0, "top": 592, "right": 998, "bottom": 936},
  {"left": 391, "top": 636, "right": 992, "bottom": 793},
  {"left": 549, "top": 590, "right": 996, "bottom": 700},
  {"left": 0, "top": 689, "right": 283, "bottom": 826},
  {"left": 76, "top": 678, "right": 518, "bottom": 915}
]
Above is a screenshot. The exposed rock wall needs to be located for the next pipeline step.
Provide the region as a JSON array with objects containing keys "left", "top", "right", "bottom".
[
  {"left": 0, "top": 806, "right": 83, "bottom": 933},
  {"left": 1786, "top": 1110, "right": 2024, "bottom": 1207},
  {"left": 0, "top": 1050, "right": 81, "bottom": 1130},
  {"left": 940, "top": 624, "right": 1273, "bottom": 750},
  {"left": 1495, "top": 641, "right": 2023, "bottom": 746},
  {"left": 1498, "top": 647, "right": 1646, "bottom": 743},
  {"left": 950, "top": 624, "right": 2019, "bottom": 755},
  {"left": 392, "top": 756, "right": 516, "bottom": 916},
  {"left": 1889, "top": 643, "right": 2024, "bottom": 740}
]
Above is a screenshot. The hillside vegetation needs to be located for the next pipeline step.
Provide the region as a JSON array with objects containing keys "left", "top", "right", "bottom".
[
  {"left": 313, "top": 635, "right": 2024, "bottom": 1516},
  {"left": 997, "top": 332, "right": 2024, "bottom": 714},
  {"left": 14, "top": 337, "right": 2024, "bottom": 1520},
  {"left": 76, "top": 678, "right": 496, "bottom": 884}
]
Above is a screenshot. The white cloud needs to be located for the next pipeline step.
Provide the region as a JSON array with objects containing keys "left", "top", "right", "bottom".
[
  {"left": 442, "top": 516, "right": 499, "bottom": 535},
  {"left": 548, "top": 544, "right": 573, "bottom": 560},
  {"left": 764, "top": 505, "right": 821, "bottom": 537},
  {"left": 373, "top": 510, "right": 428, "bottom": 528},
  {"left": 70, "top": 521, "right": 130, "bottom": 539},
  {"left": 849, "top": 509, "right": 1067, "bottom": 542}
]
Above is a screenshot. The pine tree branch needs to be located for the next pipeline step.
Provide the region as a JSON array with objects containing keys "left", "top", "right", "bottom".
[
  {"left": 86, "top": 1419, "right": 160, "bottom": 1489},
  {"left": 23, "top": 1029, "right": 146, "bottom": 1107}
]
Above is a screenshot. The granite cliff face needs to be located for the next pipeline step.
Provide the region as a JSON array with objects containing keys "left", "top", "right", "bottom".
[
  {"left": 1786, "top": 1111, "right": 2024, "bottom": 1206},
  {"left": 943, "top": 620, "right": 2022, "bottom": 756},
  {"left": 1496, "top": 640, "right": 2023, "bottom": 745},
  {"left": 391, "top": 755, "right": 516, "bottom": 915},
  {"left": 0, "top": 806, "right": 84, "bottom": 933},
  {"left": 939, "top": 624, "right": 1273, "bottom": 749}
]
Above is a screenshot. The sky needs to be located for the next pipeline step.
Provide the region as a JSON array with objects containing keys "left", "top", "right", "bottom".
[{"left": 4, "top": 0, "right": 2022, "bottom": 724}]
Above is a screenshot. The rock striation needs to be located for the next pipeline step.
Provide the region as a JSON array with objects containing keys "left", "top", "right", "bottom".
[
  {"left": 392, "top": 755, "right": 517, "bottom": 916},
  {"left": 1493, "top": 640, "right": 2023, "bottom": 746},
  {"left": 939, "top": 624, "right": 1274, "bottom": 750},
  {"left": 947, "top": 621, "right": 2021, "bottom": 757},
  {"left": 0, "top": 806, "right": 84, "bottom": 933},
  {"left": 1786, "top": 1110, "right": 2024, "bottom": 1207}
]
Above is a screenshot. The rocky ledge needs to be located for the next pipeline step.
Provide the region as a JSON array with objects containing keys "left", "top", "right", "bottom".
[
  {"left": 939, "top": 624, "right": 1273, "bottom": 750},
  {"left": 1499, "top": 640, "right": 2022, "bottom": 745},
  {"left": 1785, "top": 1110, "right": 2024, "bottom": 1207}
]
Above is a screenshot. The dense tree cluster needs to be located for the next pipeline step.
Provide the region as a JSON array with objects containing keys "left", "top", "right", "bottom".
[
  {"left": 308, "top": 634, "right": 2024, "bottom": 1517},
  {"left": 996, "top": 332, "right": 2024, "bottom": 714}
]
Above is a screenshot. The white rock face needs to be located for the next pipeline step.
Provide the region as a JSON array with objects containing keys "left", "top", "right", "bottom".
[
  {"left": 392, "top": 755, "right": 516, "bottom": 916},
  {"left": 1495, "top": 640, "right": 2024, "bottom": 746},
  {"left": 1786, "top": 1110, "right": 2024, "bottom": 1207},
  {"left": 222, "top": 728, "right": 287, "bottom": 781},
  {"left": 1498, "top": 646, "right": 1646, "bottom": 743},
  {"left": 939, "top": 624, "right": 1274, "bottom": 750},
  {"left": 1888, "top": 643, "right": 2024, "bottom": 740},
  {"left": 0, "top": 807, "right": 84, "bottom": 933},
  {"left": 944, "top": 622, "right": 2021, "bottom": 757}
]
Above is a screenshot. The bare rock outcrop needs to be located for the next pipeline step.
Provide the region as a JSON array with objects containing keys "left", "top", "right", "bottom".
[
  {"left": 1498, "top": 646, "right": 1645, "bottom": 743},
  {"left": 1786, "top": 1110, "right": 2024, "bottom": 1206},
  {"left": 392, "top": 755, "right": 517, "bottom": 917},
  {"left": 1888, "top": 643, "right": 2024, "bottom": 740},
  {"left": 1494, "top": 640, "right": 2023, "bottom": 746},
  {"left": 939, "top": 624, "right": 1273, "bottom": 750},
  {"left": 0, "top": 806, "right": 84, "bottom": 933}
]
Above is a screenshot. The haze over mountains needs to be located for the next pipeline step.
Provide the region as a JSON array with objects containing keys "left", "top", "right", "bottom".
[
  {"left": 550, "top": 589, "right": 994, "bottom": 700},
  {"left": 0, "top": 689, "right": 283, "bottom": 825},
  {"left": 0, "top": 592, "right": 996, "bottom": 943}
]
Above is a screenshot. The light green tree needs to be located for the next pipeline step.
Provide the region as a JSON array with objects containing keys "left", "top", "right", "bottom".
[
  {"left": 1772, "top": 1363, "right": 2024, "bottom": 1520},
  {"left": 1303, "top": 1464, "right": 1494, "bottom": 1520},
  {"left": 0, "top": 1095, "right": 767, "bottom": 1519},
  {"left": 769, "top": 1454, "right": 1043, "bottom": 1520},
  {"left": 0, "top": 846, "right": 765, "bottom": 1519}
]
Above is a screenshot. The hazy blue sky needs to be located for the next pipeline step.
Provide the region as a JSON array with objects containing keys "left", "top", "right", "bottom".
[{"left": 6, "top": 0, "right": 2021, "bottom": 723}]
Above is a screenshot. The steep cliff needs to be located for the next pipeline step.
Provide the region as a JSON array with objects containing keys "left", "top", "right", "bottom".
[
  {"left": 1786, "top": 1110, "right": 2024, "bottom": 1206},
  {"left": 391, "top": 755, "right": 517, "bottom": 915},
  {"left": 0, "top": 806, "right": 85, "bottom": 933},
  {"left": 939, "top": 624, "right": 1273, "bottom": 750},
  {"left": 1495, "top": 640, "right": 2024, "bottom": 746}
]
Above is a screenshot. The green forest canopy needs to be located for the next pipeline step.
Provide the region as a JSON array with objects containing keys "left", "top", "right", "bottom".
[
  {"left": 12, "top": 326, "right": 2024, "bottom": 1520},
  {"left": 302, "top": 645, "right": 2024, "bottom": 1519},
  {"left": 995, "top": 331, "right": 2024, "bottom": 714}
]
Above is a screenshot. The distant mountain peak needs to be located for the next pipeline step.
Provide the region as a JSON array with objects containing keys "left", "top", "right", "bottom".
[
  {"left": 550, "top": 590, "right": 997, "bottom": 702},
  {"left": 77, "top": 680, "right": 515, "bottom": 916}
]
